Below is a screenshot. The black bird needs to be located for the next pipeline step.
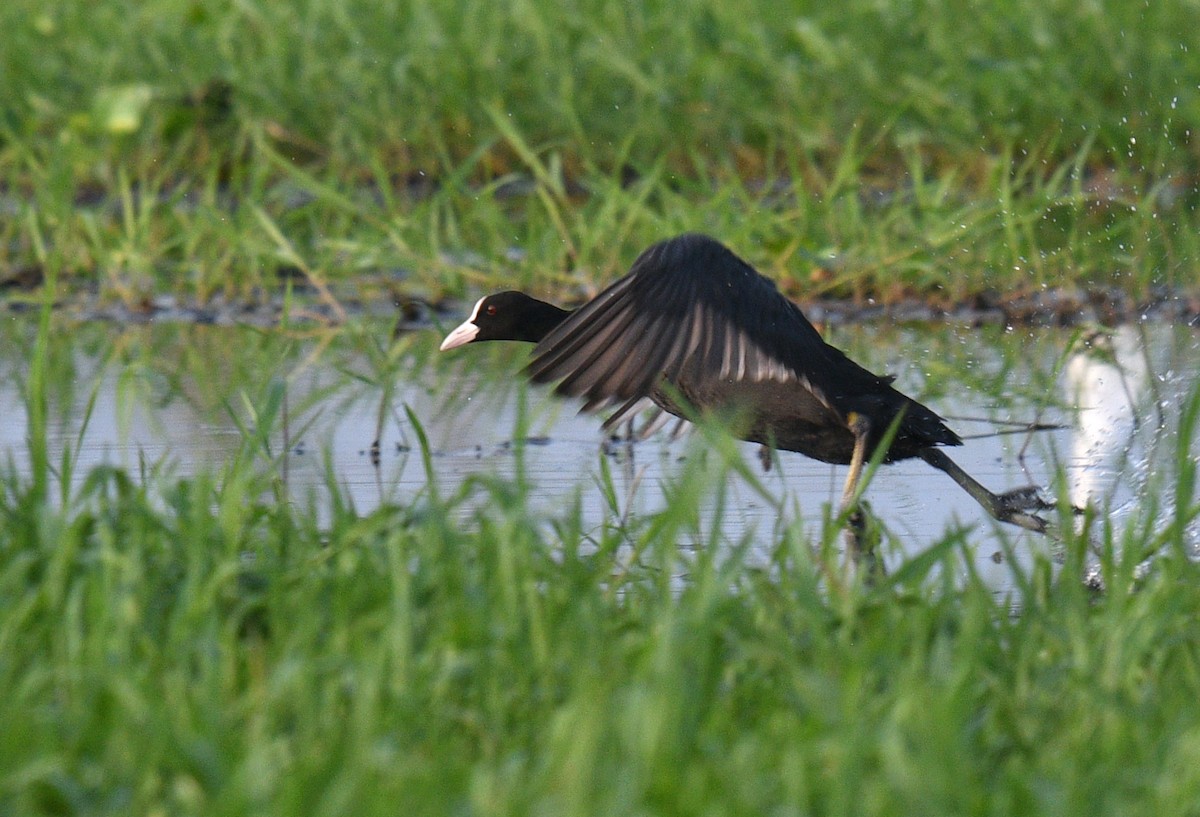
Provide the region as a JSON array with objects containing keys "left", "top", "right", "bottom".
[{"left": 440, "top": 233, "right": 1051, "bottom": 532}]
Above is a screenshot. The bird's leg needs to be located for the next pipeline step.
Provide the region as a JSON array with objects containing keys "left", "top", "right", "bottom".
[
  {"left": 840, "top": 412, "right": 873, "bottom": 572},
  {"left": 918, "top": 448, "right": 1052, "bottom": 533},
  {"left": 758, "top": 444, "right": 773, "bottom": 472},
  {"left": 840, "top": 412, "right": 870, "bottom": 513}
]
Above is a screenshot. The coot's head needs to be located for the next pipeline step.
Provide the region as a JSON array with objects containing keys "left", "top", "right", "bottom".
[{"left": 439, "top": 290, "right": 567, "bottom": 350}]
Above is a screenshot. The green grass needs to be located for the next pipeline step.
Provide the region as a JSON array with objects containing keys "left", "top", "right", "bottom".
[
  {"left": 4, "top": 3, "right": 1200, "bottom": 814},
  {"left": 2, "top": 0, "right": 1198, "bottom": 306},
  {"left": 2, "top": 311, "right": 1200, "bottom": 816},
  {"left": 2, "top": 394, "right": 1200, "bottom": 816}
]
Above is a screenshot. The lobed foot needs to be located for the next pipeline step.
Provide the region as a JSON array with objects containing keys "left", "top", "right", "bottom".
[
  {"left": 990, "top": 486, "right": 1054, "bottom": 533},
  {"left": 842, "top": 504, "right": 886, "bottom": 584}
]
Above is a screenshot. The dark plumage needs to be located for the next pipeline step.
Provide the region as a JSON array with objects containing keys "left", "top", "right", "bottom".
[{"left": 441, "top": 233, "right": 1051, "bottom": 532}]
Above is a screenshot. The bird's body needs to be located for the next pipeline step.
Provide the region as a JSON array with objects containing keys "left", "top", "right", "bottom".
[{"left": 440, "top": 233, "right": 1051, "bottom": 532}]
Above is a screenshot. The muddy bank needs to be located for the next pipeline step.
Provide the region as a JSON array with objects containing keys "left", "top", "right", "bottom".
[{"left": 3, "top": 283, "right": 1197, "bottom": 331}]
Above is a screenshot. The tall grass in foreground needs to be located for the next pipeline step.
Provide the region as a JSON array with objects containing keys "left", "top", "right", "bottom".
[{"left": 1, "top": 317, "right": 1200, "bottom": 815}]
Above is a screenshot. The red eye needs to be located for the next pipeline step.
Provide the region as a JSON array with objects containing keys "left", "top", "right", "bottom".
[{"left": 486, "top": 305, "right": 497, "bottom": 315}]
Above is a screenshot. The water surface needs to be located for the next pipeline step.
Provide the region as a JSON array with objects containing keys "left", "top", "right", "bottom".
[{"left": 2, "top": 317, "right": 1197, "bottom": 590}]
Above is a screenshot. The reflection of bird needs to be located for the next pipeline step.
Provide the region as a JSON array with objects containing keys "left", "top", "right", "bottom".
[{"left": 441, "top": 233, "right": 1050, "bottom": 532}]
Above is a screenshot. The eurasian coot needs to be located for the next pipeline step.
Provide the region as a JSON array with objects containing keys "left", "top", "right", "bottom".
[{"left": 440, "top": 233, "right": 1051, "bottom": 532}]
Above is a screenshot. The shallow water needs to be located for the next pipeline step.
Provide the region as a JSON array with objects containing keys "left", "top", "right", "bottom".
[{"left": 2, "top": 317, "right": 1197, "bottom": 590}]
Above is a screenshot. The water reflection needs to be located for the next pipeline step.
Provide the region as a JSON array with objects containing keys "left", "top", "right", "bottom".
[
  {"left": 1061, "top": 323, "right": 1200, "bottom": 561},
  {"left": 1063, "top": 326, "right": 1154, "bottom": 513},
  {"left": 1, "top": 319, "right": 1197, "bottom": 589}
]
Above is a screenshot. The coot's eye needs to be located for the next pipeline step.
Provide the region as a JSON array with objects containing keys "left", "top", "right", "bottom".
[{"left": 486, "top": 305, "right": 497, "bottom": 315}]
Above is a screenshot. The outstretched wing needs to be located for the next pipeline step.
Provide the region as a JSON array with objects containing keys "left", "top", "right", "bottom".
[
  {"left": 527, "top": 234, "right": 960, "bottom": 450},
  {"left": 527, "top": 234, "right": 865, "bottom": 413}
]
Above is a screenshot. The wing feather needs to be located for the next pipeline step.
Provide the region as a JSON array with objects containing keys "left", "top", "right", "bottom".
[{"left": 526, "top": 234, "right": 916, "bottom": 431}]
